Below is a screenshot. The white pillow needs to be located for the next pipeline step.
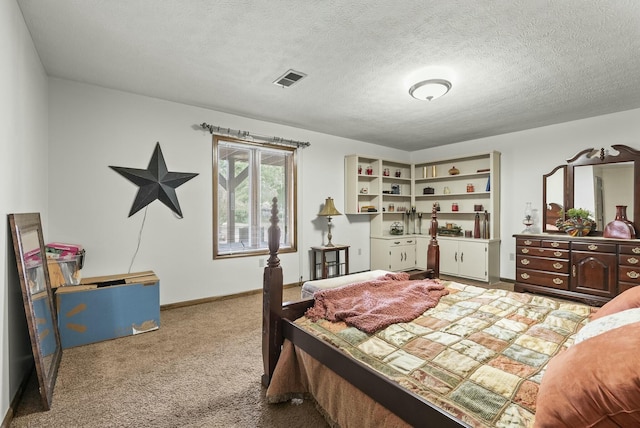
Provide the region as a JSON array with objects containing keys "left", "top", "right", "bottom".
[{"left": 574, "top": 307, "right": 640, "bottom": 345}]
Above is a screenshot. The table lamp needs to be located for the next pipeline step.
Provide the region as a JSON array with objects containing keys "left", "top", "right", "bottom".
[{"left": 318, "top": 197, "right": 342, "bottom": 247}]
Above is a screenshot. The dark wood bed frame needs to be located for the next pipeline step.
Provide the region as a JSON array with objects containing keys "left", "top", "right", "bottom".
[{"left": 261, "top": 199, "right": 470, "bottom": 427}]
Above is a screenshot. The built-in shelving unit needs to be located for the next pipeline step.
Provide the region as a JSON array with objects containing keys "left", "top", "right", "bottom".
[{"left": 344, "top": 151, "right": 501, "bottom": 283}]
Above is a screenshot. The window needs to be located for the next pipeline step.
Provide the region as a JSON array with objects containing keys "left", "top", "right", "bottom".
[{"left": 213, "top": 137, "right": 297, "bottom": 258}]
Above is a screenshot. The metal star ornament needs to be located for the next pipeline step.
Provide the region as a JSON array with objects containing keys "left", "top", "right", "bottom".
[{"left": 110, "top": 142, "right": 199, "bottom": 217}]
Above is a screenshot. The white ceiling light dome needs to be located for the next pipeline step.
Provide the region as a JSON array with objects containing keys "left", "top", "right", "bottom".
[{"left": 409, "top": 79, "right": 452, "bottom": 101}]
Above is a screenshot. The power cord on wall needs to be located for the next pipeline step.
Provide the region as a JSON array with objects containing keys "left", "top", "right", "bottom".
[{"left": 128, "top": 206, "right": 148, "bottom": 273}]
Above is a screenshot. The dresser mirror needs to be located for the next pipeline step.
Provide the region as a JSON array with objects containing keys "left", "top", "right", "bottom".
[
  {"left": 543, "top": 145, "right": 640, "bottom": 234},
  {"left": 9, "top": 213, "right": 61, "bottom": 410}
]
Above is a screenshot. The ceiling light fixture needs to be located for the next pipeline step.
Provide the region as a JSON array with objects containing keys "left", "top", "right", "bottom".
[{"left": 409, "top": 79, "right": 452, "bottom": 101}]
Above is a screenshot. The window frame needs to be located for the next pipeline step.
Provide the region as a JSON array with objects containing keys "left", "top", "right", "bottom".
[{"left": 212, "top": 136, "right": 297, "bottom": 259}]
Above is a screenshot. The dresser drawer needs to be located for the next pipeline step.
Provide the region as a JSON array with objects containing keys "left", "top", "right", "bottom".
[
  {"left": 516, "top": 238, "right": 541, "bottom": 247},
  {"left": 619, "top": 253, "right": 640, "bottom": 266},
  {"left": 619, "top": 244, "right": 640, "bottom": 255},
  {"left": 517, "top": 246, "right": 569, "bottom": 259},
  {"left": 619, "top": 283, "right": 640, "bottom": 294},
  {"left": 619, "top": 265, "right": 640, "bottom": 285},
  {"left": 571, "top": 242, "right": 617, "bottom": 253},
  {"left": 516, "top": 268, "right": 569, "bottom": 290},
  {"left": 516, "top": 255, "right": 569, "bottom": 273},
  {"left": 541, "top": 240, "right": 570, "bottom": 250}
]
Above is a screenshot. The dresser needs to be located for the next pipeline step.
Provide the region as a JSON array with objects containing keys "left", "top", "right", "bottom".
[{"left": 514, "top": 234, "right": 640, "bottom": 305}]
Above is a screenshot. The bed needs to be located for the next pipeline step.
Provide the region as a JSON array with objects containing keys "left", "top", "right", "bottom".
[{"left": 261, "top": 198, "right": 640, "bottom": 427}]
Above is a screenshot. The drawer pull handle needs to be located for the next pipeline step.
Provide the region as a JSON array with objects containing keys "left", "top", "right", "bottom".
[
  {"left": 554, "top": 251, "right": 562, "bottom": 257},
  {"left": 627, "top": 271, "right": 640, "bottom": 279},
  {"left": 520, "top": 273, "right": 530, "bottom": 280},
  {"left": 628, "top": 257, "right": 639, "bottom": 265},
  {"left": 394, "top": 241, "right": 401, "bottom": 244},
  {"left": 553, "top": 278, "right": 564, "bottom": 285},
  {"left": 521, "top": 248, "right": 530, "bottom": 254},
  {"left": 633, "top": 248, "right": 640, "bottom": 254},
  {"left": 553, "top": 262, "right": 563, "bottom": 269},
  {"left": 550, "top": 242, "right": 560, "bottom": 248},
  {"left": 588, "top": 244, "right": 598, "bottom": 250},
  {"left": 524, "top": 240, "right": 532, "bottom": 245},
  {"left": 407, "top": 240, "right": 413, "bottom": 243},
  {"left": 520, "top": 259, "right": 530, "bottom": 265}
]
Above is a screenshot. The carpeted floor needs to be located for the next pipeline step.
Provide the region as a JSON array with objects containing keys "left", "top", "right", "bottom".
[{"left": 11, "top": 286, "right": 329, "bottom": 428}]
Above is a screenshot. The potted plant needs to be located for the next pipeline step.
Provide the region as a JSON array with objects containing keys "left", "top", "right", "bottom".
[{"left": 556, "top": 208, "right": 595, "bottom": 236}]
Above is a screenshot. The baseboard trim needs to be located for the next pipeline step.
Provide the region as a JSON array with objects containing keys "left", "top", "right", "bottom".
[
  {"left": 160, "top": 282, "right": 301, "bottom": 310},
  {"left": 2, "top": 364, "right": 34, "bottom": 428}
]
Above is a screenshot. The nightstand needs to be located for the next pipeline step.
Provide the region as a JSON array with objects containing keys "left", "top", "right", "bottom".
[{"left": 311, "top": 245, "right": 350, "bottom": 279}]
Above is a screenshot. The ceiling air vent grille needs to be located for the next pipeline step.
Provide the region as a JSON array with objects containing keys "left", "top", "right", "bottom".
[{"left": 273, "top": 69, "right": 307, "bottom": 88}]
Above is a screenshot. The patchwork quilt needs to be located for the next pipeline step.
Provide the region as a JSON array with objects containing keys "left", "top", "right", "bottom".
[{"left": 294, "top": 281, "right": 593, "bottom": 427}]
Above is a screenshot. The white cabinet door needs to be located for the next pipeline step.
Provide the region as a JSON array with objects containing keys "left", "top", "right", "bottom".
[
  {"left": 438, "top": 238, "right": 489, "bottom": 281},
  {"left": 438, "top": 238, "right": 460, "bottom": 275},
  {"left": 371, "top": 237, "right": 416, "bottom": 271},
  {"left": 390, "top": 241, "right": 415, "bottom": 271},
  {"left": 415, "top": 236, "right": 429, "bottom": 270},
  {"left": 458, "top": 240, "right": 488, "bottom": 281}
]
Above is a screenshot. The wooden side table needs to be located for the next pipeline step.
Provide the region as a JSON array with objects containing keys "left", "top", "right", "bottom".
[{"left": 311, "top": 245, "right": 350, "bottom": 279}]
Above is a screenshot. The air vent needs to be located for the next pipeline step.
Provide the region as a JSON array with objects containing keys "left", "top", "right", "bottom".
[{"left": 273, "top": 69, "right": 307, "bottom": 88}]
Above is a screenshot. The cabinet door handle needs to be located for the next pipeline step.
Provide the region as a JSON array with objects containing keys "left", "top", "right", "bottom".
[
  {"left": 572, "top": 265, "right": 576, "bottom": 277},
  {"left": 629, "top": 257, "right": 639, "bottom": 265},
  {"left": 460, "top": 252, "right": 464, "bottom": 263},
  {"left": 553, "top": 262, "right": 563, "bottom": 270},
  {"left": 454, "top": 252, "right": 458, "bottom": 262},
  {"left": 520, "top": 258, "right": 530, "bottom": 265},
  {"left": 521, "top": 248, "right": 529, "bottom": 254},
  {"left": 553, "top": 278, "right": 564, "bottom": 285},
  {"left": 627, "top": 271, "right": 640, "bottom": 279},
  {"left": 588, "top": 244, "right": 598, "bottom": 250},
  {"left": 520, "top": 273, "right": 530, "bottom": 280},
  {"left": 550, "top": 242, "right": 560, "bottom": 248}
]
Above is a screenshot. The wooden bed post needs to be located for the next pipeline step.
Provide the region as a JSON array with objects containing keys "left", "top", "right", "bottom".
[
  {"left": 262, "top": 197, "right": 283, "bottom": 387},
  {"left": 427, "top": 204, "right": 440, "bottom": 277}
]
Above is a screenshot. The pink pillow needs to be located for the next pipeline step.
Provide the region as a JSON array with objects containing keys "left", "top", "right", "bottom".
[
  {"left": 591, "top": 286, "right": 640, "bottom": 320},
  {"left": 535, "top": 322, "right": 640, "bottom": 427}
]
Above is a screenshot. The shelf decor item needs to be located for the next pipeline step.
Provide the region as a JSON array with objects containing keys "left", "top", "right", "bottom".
[
  {"left": 437, "top": 225, "right": 462, "bottom": 236},
  {"left": 522, "top": 202, "right": 534, "bottom": 233},
  {"left": 603, "top": 205, "right": 637, "bottom": 239},
  {"left": 318, "top": 197, "right": 342, "bottom": 246},
  {"left": 448, "top": 166, "right": 460, "bottom": 175},
  {"left": 390, "top": 222, "right": 404, "bottom": 235},
  {"left": 556, "top": 208, "right": 595, "bottom": 237}
]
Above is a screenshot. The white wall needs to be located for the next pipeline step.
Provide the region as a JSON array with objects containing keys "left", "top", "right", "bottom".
[
  {"left": 47, "top": 79, "right": 408, "bottom": 305},
  {"left": 1, "top": 0, "right": 50, "bottom": 420},
  {"left": 411, "top": 108, "right": 640, "bottom": 280}
]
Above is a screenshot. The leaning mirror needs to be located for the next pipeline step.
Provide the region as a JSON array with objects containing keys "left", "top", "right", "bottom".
[{"left": 9, "top": 213, "right": 61, "bottom": 410}]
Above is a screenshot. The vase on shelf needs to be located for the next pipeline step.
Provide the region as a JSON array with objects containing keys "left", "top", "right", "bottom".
[
  {"left": 473, "top": 213, "right": 481, "bottom": 238},
  {"left": 448, "top": 166, "right": 460, "bottom": 175},
  {"left": 603, "top": 205, "right": 637, "bottom": 239}
]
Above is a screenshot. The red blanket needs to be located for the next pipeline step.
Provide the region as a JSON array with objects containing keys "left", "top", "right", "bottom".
[{"left": 305, "top": 272, "right": 449, "bottom": 333}]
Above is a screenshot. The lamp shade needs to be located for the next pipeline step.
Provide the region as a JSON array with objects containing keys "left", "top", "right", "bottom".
[{"left": 318, "top": 197, "right": 342, "bottom": 217}]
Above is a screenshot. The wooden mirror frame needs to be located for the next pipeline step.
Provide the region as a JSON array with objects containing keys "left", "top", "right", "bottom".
[
  {"left": 543, "top": 145, "right": 640, "bottom": 234},
  {"left": 542, "top": 165, "right": 568, "bottom": 233},
  {"left": 9, "top": 213, "right": 62, "bottom": 410}
]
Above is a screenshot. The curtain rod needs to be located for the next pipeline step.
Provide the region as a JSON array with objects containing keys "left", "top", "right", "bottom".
[{"left": 200, "top": 122, "right": 310, "bottom": 148}]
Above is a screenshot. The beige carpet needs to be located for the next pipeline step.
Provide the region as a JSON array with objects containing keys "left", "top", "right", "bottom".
[{"left": 11, "top": 286, "right": 329, "bottom": 428}]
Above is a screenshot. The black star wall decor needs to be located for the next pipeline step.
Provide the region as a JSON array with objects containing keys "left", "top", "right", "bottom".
[{"left": 110, "top": 142, "right": 199, "bottom": 218}]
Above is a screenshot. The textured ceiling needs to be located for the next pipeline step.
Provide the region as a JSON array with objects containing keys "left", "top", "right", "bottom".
[{"left": 16, "top": 0, "right": 640, "bottom": 151}]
